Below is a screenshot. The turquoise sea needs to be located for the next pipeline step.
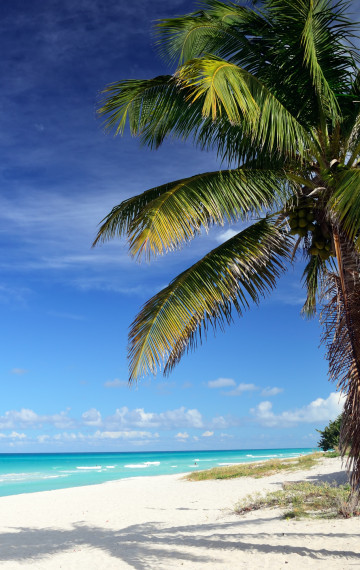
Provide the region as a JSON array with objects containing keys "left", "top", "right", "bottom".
[{"left": 0, "top": 448, "right": 316, "bottom": 497}]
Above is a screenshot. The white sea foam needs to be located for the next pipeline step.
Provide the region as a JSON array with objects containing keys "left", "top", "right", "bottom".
[
  {"left": 124, "top": 464, "right": 148, "bottom": 469},
  {"left": 106, "top": 466, "right": 115, "bottom": 468},
  {"left": 171, "top": 466, "right": 178, "bottom": 468},
  {"left": 144, "top": 462, "right": 160, "bottom": 466},
  {"left": 41, "top": 475, "right": 62, "bottom": 479},
  {"left": 76, "top": 466, "right": 101, "bottom": 470},
  {"left": 218, "top": 462, "right": 238, "bottom": 466}
]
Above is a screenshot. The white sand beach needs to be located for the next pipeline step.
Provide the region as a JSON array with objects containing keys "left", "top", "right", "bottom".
[{"left": 0, "top": 456, "right": 358, "bottom": 569}]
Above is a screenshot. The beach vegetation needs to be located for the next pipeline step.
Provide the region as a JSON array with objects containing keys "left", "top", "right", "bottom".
[
  {"left": 317, "top": 414, "right": 343, "bottom": 451},
  {"left": 185, "top": 453, "right": 322, "bottom": 481},
  {"left": 95, "top": 0, "right": 360, "bottom": 489},
  {"left": 235, "top": 480, "right": 360, "bottom": 519}
]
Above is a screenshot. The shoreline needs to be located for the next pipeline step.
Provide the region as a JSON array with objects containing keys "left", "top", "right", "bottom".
[
  {"left": 0, "top": 448, "right": 314, "bottom": 498},
  {"left": 0, "top": 455, "right": 357, "bottom": 569}
]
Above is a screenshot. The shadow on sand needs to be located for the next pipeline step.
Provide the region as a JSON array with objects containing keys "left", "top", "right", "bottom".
[{"left": 1, "top": 516, "right": 359, "bottom": 569}]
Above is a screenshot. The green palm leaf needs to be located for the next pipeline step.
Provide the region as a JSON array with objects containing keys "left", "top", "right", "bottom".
[
  {"left": 178, "top": 55, "right": 315, "bottom": 158},
  {"left": 329, "top": 169, "right": 360, "bottom": 243},
  {"left": 128, "top": 218, "right": 291, "bottom": 381},
  {"left": 93, "top": 168, "right": 294, "bottom": 259},
  {"left": 301, "top": 254, "right": 326, "bottom": 318},
  {"left": 156, "top": 1, "right": 269, "bottom": 66}
]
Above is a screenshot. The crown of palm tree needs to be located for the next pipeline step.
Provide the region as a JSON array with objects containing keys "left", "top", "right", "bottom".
[{"left": 94, "top": 0, "right": 360, "bottom": 489}]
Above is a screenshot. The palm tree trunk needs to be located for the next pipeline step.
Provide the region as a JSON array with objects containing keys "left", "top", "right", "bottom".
[{"left": 330, "top": 227, "right": 360, "bottom": 489}]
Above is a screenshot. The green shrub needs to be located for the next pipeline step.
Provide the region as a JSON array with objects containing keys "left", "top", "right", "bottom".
[{"left": 317, "top": 415, "right": 342, "bottom": 451}]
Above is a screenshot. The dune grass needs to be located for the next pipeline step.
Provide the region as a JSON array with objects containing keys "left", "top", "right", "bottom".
[
  {"left": 235, "top": 481, "right": 359, "bottom": 519},
  {"left": 185, "top": 452, "right": 322, "bottom": 481}
]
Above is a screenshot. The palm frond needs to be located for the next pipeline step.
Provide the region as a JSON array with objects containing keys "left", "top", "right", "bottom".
[
  {"left": 300, "top": 0, "right": 342, "bottom": 123},
  {"left": 178, "top": 55, "right": 315, "bottom": 159},
  {"left": 329, "top": 169, "right": 360, "bottom": 243},
  {"left": 93, "top": 168, "right": 293, "bottom": 259},
  {"left": 128, "top": 218, "right": 291, "bottom": 381},
  {"left": 155, "top": 1, "right": 270, "bottom": 68},
  {"left": 301, "top": 254, "right": 326, "bottom": 318},
  {"left": 98, "top": 75, "right": 189, "bottom": 140}
]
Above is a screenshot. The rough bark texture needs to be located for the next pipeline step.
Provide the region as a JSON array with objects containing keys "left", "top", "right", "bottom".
[{"left": 322, "top": 228, "right": 360, "bottom": 490}]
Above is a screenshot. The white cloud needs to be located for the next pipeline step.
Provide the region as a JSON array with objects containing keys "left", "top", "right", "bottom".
[
  {"left": 211, "top": 416, "right": 228, "bottom": 428},
  {"left": 37, "top": 435, "right": 50, "bottom": 443},
  {"left": 220, "top": 433, "right": 234, "bottom": 439},
  {"left": 106, "top": 406, "right": 204, "bottom": 430},
  {"left": 9, "top": 431, "right": 27, "bottom": 440},
  {"left": 175, "top": 432, "right": 189, "bottom": 441},
  {"left": 0, "top": 431, "right": 27, "bottom": 440},
  {"left": 93, "top": 430, "right": 155, "bottom": 440},
  {"left": 202, "top": 431, "right": 214, "bottom": 437},
  {"left": 208, "top": 377, "right": 236, "bottom": 389},
  {"left": 216, "top": 229, "right": 238, "bottom": 243},
  {"left": 10, "top": 368, "right": 28, "bottom": 375},
  {"left": 0, "top": 408, "right": 74, "bottom": 430},
  {"left": 261, "top": 387, "right": 283, "bottom": 397},
  {"left": 104, "top": 378, "right": 128, "bottom": 388},
  {"left": 82, "top": 408, "right": 102, "bottom": 426},
  {"left": 251, "top": 392, "right": 345, "bottom": 427},
  {"left": 226, "top": 383, "right": 258, "bottom": 396}
]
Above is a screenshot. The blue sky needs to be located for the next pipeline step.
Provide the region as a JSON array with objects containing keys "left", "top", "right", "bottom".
[{"left": 0, "top": 0, "right": 355, "bottom": 452}]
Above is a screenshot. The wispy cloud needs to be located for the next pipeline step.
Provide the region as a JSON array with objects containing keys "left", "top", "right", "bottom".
[
  {"left": 81, "top": 408, "right": 102, "bottom": 426},
  {"left": 104, "top": 378, "right": 128, "bottom": 388},
  {"left": 47, "top": 311, "right": 84, "bottom": 320},
  {"left": 226, "top": 383, "right": 258, "bottom": 396},
  {"left": 202, "top": 430, "right": 214, "bottom": 437},
  {"left": 175, "top": 432, "right": 189, "bottom": 441},
  {"left": 261, "top": 386, "right": 283, "bottom": 397},
  {"left": 10, "top": 368, "right": 28, "bottom": 375},
  {"left": 208, "top": 377, "right": 236, "bottom": 389}
]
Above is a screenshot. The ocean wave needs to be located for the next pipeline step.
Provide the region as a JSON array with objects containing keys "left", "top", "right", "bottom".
[
  {"left": 0, "top": 472, "right": 43, "bottom": 482},
  {"left": 144, "top": 462, "right": 160, "bottom": 466},
  {"left": 124, "top": 464, "right": 148, "bottom": 469},
  {"left": 218, "top": 462, "right": 238, "bottom": 466},
  {"left": 106, "top": 466, "right": 115, "bottom": 469},
  {"left": 76, "top": 466, "right": 101, "bottom": 470},
  {"left": 41, "top": 475, "right": 65, "bottom": 479}
]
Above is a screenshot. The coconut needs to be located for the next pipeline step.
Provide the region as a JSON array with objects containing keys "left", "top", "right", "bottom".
[
  {"left": 298, "top": 228, "right": 307, "bottom": 237},
  {"left": 306, "top": 212, "right": 314, "bottom": 222},
  {"left": 314, "top": 241, "right": 324, "bottom": 249},
  {"left": 298, "top": 218, "right": 308, "bottom": 228},
  {"left": 298, "top": 209, "right": 307, "bottom": 218}
]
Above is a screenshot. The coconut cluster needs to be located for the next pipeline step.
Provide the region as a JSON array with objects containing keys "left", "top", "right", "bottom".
[
  {"left": 288, "top": 208, "right": 315, "bottom": 237},
  {"left": 288, "top": 206, "right": 334, "bottom": 261},
  {"left": 309, "top": 226, "right": 333, "bottom": 260}
]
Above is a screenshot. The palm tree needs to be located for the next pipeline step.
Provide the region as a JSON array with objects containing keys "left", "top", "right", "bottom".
[{"left": 94, "top": 0, "right": 360, "bottom": 487}]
